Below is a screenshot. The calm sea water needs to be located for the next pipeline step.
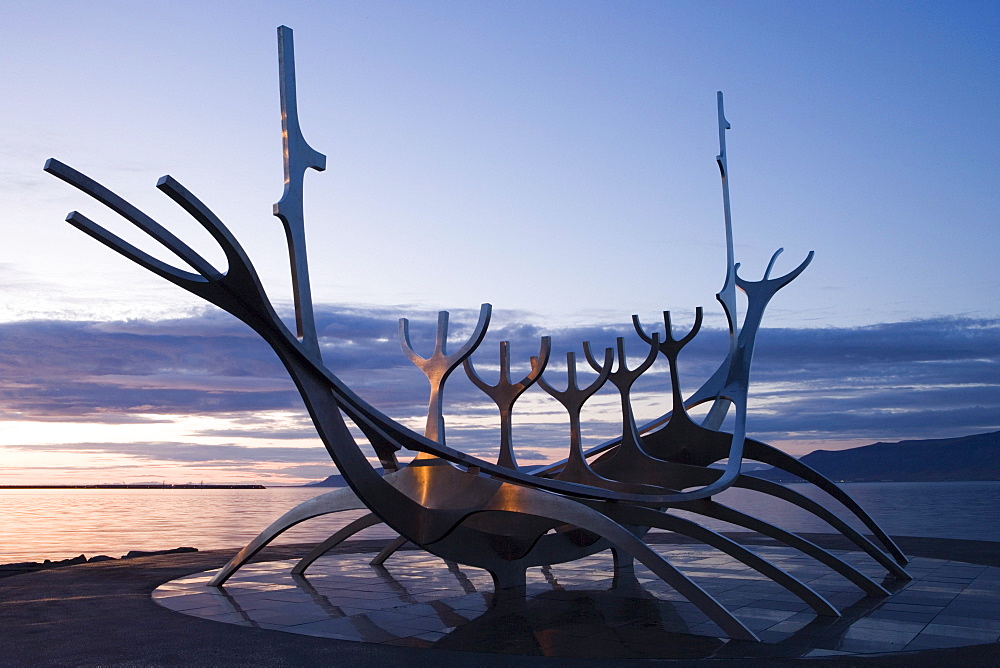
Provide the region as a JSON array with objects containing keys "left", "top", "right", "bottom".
[{"left": 2, "top": 482, "right": 997, "bottom": 564}]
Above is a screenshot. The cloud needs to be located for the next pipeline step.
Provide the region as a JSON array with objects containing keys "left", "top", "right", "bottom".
[
  {"left": 1, "top": 309, "right": 997, "bottom": 456},
  {"left": 3, "top": 441, "right": 331, "bottom": 465},
  {"left": 737, "top": 317, "right": 1000, "bottom": 441},
  {"left": 193, "top": 427, "right": 319, "bottom": 440},
  {"left": 0, "top": 315, "right": 300, "bottom": 421}
]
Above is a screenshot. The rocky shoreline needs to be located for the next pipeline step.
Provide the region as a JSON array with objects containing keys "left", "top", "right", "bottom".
[{"left": 0, "top": 547, "right": 198, "bottom": 579}]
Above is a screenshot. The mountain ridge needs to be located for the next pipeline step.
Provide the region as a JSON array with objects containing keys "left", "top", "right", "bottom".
[{"left": 752, "top": 431, "right": 1000, "bottom": 483}]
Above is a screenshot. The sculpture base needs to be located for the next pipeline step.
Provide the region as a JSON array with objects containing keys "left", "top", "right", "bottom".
[{"left": 153, "top": 540, "right": 1000, "bottom": 659}]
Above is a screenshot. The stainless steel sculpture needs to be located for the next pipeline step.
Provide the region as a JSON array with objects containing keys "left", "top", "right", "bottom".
[{"left": 45, "top": 26, "right": 910, "bottom": 641}]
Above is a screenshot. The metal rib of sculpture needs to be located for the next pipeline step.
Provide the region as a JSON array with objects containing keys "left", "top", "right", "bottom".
[{"left": 44, "top": 26, "right": 911, "bottom": 641}]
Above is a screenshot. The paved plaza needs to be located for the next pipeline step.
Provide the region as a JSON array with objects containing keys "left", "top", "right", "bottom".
[
  {"left": 155, "top": 540, "right": 1000, "bottom": 660},
  {"left": 3, "top": 534, "right": 998, "bottom": 665}
]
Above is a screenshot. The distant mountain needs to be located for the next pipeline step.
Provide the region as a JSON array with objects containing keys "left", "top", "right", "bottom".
[
  {"left": 304, "top": 474, "right": 348, "bottom": 487},
  {"left": 752, "top": 431, "right": 1000, "bottom": 483},
  {"left": 710, "top": 461, "right": 771, "bottom": 473},
  {"left": 303, "top": 470, "right": 382, "bottom": 487}
]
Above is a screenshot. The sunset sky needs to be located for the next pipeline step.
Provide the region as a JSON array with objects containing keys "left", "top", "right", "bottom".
[{"left": 1, "top": 2, "right": 997, "bottom": 485}]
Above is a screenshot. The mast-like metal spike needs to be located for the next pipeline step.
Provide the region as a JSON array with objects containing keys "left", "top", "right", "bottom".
[{"left": 274, "top": 25, "right": 327, "bottom": 361}]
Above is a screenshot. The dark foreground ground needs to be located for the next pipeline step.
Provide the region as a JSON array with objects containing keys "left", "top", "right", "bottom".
[{"left": 0, "top": 534, "right": 997, "bottom": 667}]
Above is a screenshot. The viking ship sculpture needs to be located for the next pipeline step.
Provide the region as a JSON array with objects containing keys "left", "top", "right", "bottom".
[{"left": 45, "top": 27, "right": 910, "bottom": 641}]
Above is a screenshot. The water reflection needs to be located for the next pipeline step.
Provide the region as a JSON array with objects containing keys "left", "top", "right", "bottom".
[
  {"left": 0, "top": 487, "right": 394, "bottom": 563},
  {"left": 3, "top": 481, "right": 998, "bottom": 563}
]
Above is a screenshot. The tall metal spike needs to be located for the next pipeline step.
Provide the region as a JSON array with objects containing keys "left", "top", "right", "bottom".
[
  {"left": 715, "top": 91, "right": 737, "bottom": 344},
  {"left": 274, "top": 26, "right": 327, "bottom": 360}
]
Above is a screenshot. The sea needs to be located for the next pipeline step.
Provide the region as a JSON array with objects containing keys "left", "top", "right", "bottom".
[{"left": 2, "top": 481, "right": 997, "bottom": 564}]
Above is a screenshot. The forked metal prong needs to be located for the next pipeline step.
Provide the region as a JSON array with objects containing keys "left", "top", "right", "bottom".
[
  {"left": 736, "top": 250, "right": 814, "bottom": 293},
  {"left": 44, "top": 158, "right": 218, "bottom": 279},
  {"left": 65, "top": 211, "right": 207, "bottom": 287},
  {"left": 464, "top": 336, "right": 551, "bottom": 469},
  {"left": 399, "top": 304, "right": 492, "bottom": 443}
]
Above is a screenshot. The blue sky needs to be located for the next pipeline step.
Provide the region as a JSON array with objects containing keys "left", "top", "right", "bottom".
[{"left": 1, "top": 2, "right": 997, "bottom": 484}]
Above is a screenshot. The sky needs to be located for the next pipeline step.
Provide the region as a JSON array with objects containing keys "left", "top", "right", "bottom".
[{"left": 1, "top": 1, "right": 997, "bottom": 485}]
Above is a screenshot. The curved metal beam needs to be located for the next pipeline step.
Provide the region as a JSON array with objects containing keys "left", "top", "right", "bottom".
[
  {"left": 674, "top": 498, "right": 890, "bottom": 597},
  {"left": 735, "top": 475, "right": 910, "bottom": 579},
  {"left": 209, "top": 486, "right": 364, "bottom": 586},
  {"left": 292, "top": 512, "right": 383, "bottom": 575},
  {"left": 600, "top": 503, "right": 841, "bottom": 617},
  {"left": 742, "top": 439, "right": 908, "bottom": 565},
  {"left": 371, "top": 534, "right": 410, "bottom": 566}
]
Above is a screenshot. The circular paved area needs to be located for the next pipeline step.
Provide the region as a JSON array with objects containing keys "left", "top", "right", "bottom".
[
  {"left": 156, "top": 541, "right": 1000, "bottom": 659},
  {"left": 2, "top": 534, "right": 999, "bottom": 666}
]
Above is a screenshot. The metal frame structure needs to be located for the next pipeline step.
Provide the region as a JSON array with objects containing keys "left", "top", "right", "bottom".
[{"left": 45, "top": 27, "right": 910, "bottom": 641}]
